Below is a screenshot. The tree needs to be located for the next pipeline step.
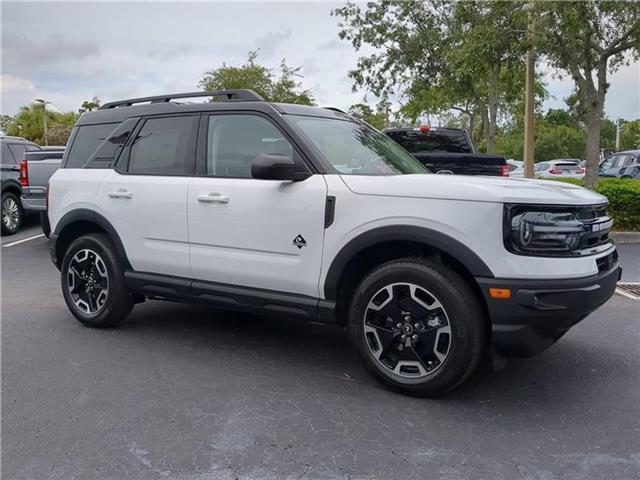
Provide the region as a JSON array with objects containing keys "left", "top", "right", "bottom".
[
  {"left": 79, "top": 97, "right": 101, "bottom": 114},
  {"left": 348, "top": 99, "right": 394, "bottom": 130},
  {"left": 0, "top": 115, "right": 14, "bottom": 134},
  {"left": 4, "top": 105, "right": 78, "bottom": 145},
  {"left": 333, "top": 1, "right": 532, "bottom": 153},
  {"left": 534, "top": 1, "right": 640, "bottom": 186},
  {"left": 199, "top": 51, "right": 314, "bottom": 105}
]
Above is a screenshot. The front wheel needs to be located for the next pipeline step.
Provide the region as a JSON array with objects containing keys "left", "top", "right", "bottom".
[
  {"left": 61, "top": 233, "right": 133, "bottom": 328},
  {"left": 348, "top": 258, "right": 485, "bottom": 397},
  {"left": 1, "top": 191, "right": 23, "bottom": 235}
]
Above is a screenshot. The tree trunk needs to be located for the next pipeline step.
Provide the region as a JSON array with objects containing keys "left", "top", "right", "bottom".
[
  {"left": 486, "top": 64, "right": 499, "bottom": 154},
  {"left": 584, "top": 62, "right": 607, "bottom": 188},
  {"left": 480, "top": 106, "right": 489, "bottom": 151},
  {"left": 584, "top": 97, "right": 603, "bottom": 188}
]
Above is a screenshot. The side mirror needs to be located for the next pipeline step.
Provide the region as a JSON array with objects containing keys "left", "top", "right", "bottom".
[{"left": 251, "top": 154, "right": 310, "bottom": 181}]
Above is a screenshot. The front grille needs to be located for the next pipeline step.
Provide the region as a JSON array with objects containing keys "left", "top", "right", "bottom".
[{"left": 576, "top": 205, "right": 612, "bottom": 250}]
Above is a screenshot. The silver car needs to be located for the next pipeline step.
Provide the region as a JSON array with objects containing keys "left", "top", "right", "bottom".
[{"left": 535, "top": 159, "right": 585, "bottom": 179}]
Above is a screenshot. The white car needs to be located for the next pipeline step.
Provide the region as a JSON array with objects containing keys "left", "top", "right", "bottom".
[
  {"left": 48, "top": 91, "right": 620, "bottom": 397},
  {"left": 506, "top": 159, "right": 524, "bottom": 178},
  {"left": 535, "top": 159, "right": 585, "bottom": 179}
]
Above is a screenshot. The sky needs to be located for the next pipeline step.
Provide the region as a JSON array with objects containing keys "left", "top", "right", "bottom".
[{"left": 1, "top": 1, "right": 639, "bottom": 120}]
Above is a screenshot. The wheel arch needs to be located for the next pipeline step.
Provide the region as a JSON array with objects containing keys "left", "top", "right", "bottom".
[
  {"left": 324, "top": 225, "right": 494, "bottom": 325},
  {"left": 52, "top": 209, "right": 131, "bottom": 270},
  {"left": 2, "top": 180, "right": 22, "bottom": 198}
]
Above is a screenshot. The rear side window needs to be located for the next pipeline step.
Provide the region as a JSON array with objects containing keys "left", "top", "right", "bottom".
[
  {"left": 1, "top": 143, "right": 15, "bottom": 163},
  {"left": 128, "top": 116, "right": 197, "bottom": 175},
  {"left": 65, "top": 123, "right": 118, "bottom": 168},
  {"left": 385, "top": 130, "right": 473, "bottom": 154},
  {"left": 7, "top": 144, "right": 27, "bottom": 163}
]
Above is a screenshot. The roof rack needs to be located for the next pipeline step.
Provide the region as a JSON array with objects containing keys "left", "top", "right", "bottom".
[{"left": 99, "top": 90, "right": 264, "bottom": 110}]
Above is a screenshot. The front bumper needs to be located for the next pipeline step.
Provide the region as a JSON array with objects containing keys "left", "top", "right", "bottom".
[{"left": 476, "top": 252, "right": 621, "bottom": 357}]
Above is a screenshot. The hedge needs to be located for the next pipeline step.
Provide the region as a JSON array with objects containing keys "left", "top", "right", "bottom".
[{"left": 548, "top": 177, "right": 640, "bottom": 231}]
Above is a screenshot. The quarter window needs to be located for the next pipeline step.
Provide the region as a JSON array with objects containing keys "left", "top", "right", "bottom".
[
  {"left": 65, "top": 123, "right": 119, "bottom": 168},
  {"left": 7, "top": 144, "right": 27, "bottom": 163},
  {"left": 206, "top": 115, "right": 293, "bottom": 178},
  {"left": 128, "top": 116, "right": 197, "bottom": 175}
]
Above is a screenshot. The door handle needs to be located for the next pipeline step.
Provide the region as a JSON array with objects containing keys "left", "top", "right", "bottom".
[
  {"left": 108, "top": 189, "right": 133, "bottom": 199},
  {"left": 198, "top": 193, "right": 229, "bottom": 204}
]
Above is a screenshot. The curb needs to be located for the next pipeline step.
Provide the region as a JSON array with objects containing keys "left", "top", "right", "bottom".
[{"left": 611, "top": 232, "right": 640, "bottom": 245}]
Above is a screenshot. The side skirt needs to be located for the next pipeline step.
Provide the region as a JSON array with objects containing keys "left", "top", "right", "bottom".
[{"left": 124, "top": 271, "right": 337, "bottom": 323}]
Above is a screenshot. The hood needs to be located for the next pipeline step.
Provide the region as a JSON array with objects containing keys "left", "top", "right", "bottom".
[{"left": 339, "top": 174, "right": 607, "bottom": 205}]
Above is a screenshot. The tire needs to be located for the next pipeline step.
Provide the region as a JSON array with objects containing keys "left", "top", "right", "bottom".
[
  {"left": 348, "top": 257, "right": 485, "bottom": 397},
  {"left": 61, "top": 233, "right": 133, "bottom": 328},
  {"left": 40, "top": 211, "right": 51, "bottom": 238},
  {"left": 1, "top": 191, "right": 23, "bottom": 235}
]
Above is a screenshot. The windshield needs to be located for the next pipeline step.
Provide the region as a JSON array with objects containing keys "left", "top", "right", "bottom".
[{"left": 289, "top": 115, "right": 429, "bottom": 175}]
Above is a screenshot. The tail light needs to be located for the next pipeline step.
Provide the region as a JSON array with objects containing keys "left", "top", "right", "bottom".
[
  {"left": 419, "top": 125, "right": 431, "bottom": 133},
  {"left": 19, "top": 160, "right": 29, "bottom": 186},
  {"left": 549, "top": 167, "right": 561, "bottom": 175},
  {"left": 576, "top": 168, "right": 585, "bottom": 174},
  {"left": 500, "top": 165, "right": 509, "bottom": 177}
]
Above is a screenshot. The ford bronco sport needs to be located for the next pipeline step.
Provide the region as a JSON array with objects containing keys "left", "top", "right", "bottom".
[{"left": 48, "top": 90, "right": 621, "bottom": 396}]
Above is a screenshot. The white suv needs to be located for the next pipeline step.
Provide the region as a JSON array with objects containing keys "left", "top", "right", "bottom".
[{"left": 48, "top": 91, "right": 620, "bottom": 396}]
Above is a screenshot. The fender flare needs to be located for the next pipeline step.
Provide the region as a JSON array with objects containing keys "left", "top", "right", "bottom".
[
  {"left": 323, "top": 225, "right": 494, "bottom": 300},
  {"left": 53, "top": 209, "right": 131, "bottom": 269}
]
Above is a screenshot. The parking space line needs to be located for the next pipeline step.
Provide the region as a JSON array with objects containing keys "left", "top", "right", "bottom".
[{"left": 2, "top": 234, "right": 45, "bottom": 248}]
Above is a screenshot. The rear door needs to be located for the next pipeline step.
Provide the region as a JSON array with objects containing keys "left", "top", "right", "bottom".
[
  {"left": 187, "top": 112, "right": 327, "bottom": 297},
  {"left": 97, "top": 115, "right": 198, "bottom": 278}
]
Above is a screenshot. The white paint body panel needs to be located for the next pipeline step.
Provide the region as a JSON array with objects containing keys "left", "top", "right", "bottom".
[
  {"left": 50, "top": 167, "right": 614, "bottom": 301},
  {"left": 188, "top": 175, "right": 328, "bottom": 297}
]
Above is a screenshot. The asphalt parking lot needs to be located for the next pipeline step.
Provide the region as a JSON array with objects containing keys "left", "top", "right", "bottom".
[{"left": 2, "top": 220, "right": 639, "bottom": 480}]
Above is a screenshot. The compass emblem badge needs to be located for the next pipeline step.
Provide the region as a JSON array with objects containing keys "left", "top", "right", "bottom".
[{"left": 292, "top": 234, "right": 307, "bottom": 249}]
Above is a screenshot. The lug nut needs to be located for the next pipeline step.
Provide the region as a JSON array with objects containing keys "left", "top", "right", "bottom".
[
  {"left": 396, "top": 322, "right": 403, "bottom": 329},
  {"left": 400, "top": 334, "right": 407, "bottom": 341},
  {"left": 404, "top": 315, "right": 411, "bottom": 322},
  {"left": 411, "top": 334, "right": 418, "bottom": 342}
]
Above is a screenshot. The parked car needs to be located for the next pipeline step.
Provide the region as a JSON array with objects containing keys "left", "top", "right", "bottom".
[
  {"left": 383, "top": 126, "right": 509, "bottom": 176},
  {"left": 1, "top": 136, "right": 42, "bottom": 235},
  {"left": 20, "top": 148, "right": 66, "bottom": 237},
  {"left": 534, "top": 159, "right": 585, "bottom": 179},
  {"left": 619, "top": 164, "right": 640, "bottom": 179},
  {"left": 506, "top": 159, "right": 524, "bottom": 178},
  {"left": 599, "top": 150, "right": 639, "bottom": 177},
  {"left": 48, "top": 90, "right": 620, "bottom": 397}
]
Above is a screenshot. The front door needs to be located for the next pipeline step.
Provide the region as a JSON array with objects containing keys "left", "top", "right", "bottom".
[{"left": 187, "top": 113, "right": 327, "bottom": 298}]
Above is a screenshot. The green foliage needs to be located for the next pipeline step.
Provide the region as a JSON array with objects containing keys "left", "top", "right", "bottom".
[
  {"left": 0, "top": 115, "right": 14, "bottom": 134},
  {"left": 620, "top": 120, "right": 640, "bottom": 150},
  {"left": 199, "top": 51, "right": 314, "bottom": 105},
  {"left": 4, "top": 105, "right": 79, "bottom": 145},
  {"left": 348, "top": 100, "right": 394, "bottom": 130},
  {"left": 550, "top": 178, "right": 640, "bottom": 231},
  {"left": 78, "top": 97, "right": 101, "bottom": 114}
]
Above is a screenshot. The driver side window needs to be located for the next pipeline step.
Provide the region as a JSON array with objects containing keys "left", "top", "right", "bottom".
[{"left": 206, "top": 114, "right": 293, "bottom": 178}]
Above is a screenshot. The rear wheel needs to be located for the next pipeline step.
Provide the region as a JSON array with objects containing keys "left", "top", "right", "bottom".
[
  {"left": 348, "top": 258, "right": 485, "bottom": 397},
  {"left": 61, "top": 233, "right": 133, "bottom": 328},
  {"left": 1, "top": 191, "right": 23, "bottom": 235}
]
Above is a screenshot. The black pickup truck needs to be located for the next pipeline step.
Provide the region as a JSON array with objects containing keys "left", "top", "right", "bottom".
[{"left": 383, "top": 126, "right": 508, "bottom": 176}]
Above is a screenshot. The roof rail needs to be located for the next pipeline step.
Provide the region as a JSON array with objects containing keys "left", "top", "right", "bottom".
[
  {"left": 99, "top": 90, "right": 265, "bottom": 110},
  {"left": 323, "top": 107, "right": 348, "bottom": 114}
]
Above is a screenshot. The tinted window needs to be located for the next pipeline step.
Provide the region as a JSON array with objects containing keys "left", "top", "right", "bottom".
[
  {"left": 1, "top": 143, "right": 15, "bottom": 164},
  {"left": 7, "top": 144, "right": 27, "bottom": 163},
  {"left": 508, "top": 163, "right": 519, "bottom": 172},
  {"left": 206, "top": 115, "right": 293, "bottom": 178},
  {"left": 66, "top": 123, "right": 118, "bottom": 168},
  {"left": 291, "top": 115, "right": 428, "bottom": 175},
  {"left": 86, "top": 118, "right": 138, "bottom": 169},
  {"left": 554, "top": 162, "right": 579, "bottom": 171},
  {"left": 385, "top": 129, "right": 473, "bottom": 154},
  {"left": 128, "top": 116, "right": 196, "bottom": 175}
]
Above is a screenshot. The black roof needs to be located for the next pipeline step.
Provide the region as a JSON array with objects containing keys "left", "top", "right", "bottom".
[{"left": 78, "top": 90, "right": 350, "bottom": 126}]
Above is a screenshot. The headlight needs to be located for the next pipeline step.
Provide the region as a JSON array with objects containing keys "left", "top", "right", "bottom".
[
  {"left": 504, "top": 204, "right": 613, "bottom": 256},
  {"left": 511, "top": 211, "right": 583, "bottom": 252}
]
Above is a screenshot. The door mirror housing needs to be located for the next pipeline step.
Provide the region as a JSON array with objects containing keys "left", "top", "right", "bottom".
[{"left": 251, "top": 154, "right": 310, "bottom": 181}]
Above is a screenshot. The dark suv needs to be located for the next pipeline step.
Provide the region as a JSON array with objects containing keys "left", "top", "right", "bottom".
[{"left": 1, "top": 136, "right": 42, "bottom": 235}]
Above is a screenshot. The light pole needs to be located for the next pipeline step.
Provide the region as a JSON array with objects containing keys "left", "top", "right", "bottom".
[{"left": 33, "top": 98, "right": 51, "bottom": 146}]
